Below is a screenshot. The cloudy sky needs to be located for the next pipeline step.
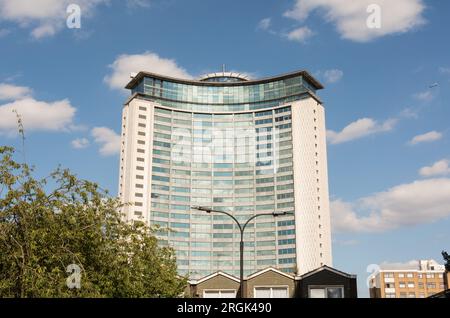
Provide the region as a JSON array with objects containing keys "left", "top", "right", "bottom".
[{"left": 1, "top": 0, "right": 449, "bottom": 297}]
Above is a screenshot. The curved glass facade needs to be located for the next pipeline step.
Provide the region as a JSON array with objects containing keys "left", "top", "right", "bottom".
[
  {"left": 121, "top": 71, "right": 326, "bottom": 279},
  {"left": 131, "top": 74, "right": 318, "bottom": 113},
  {"left": 200, "top": 76, "right": 247, "bottom": 83},
  {"left": 150, "top": 106, "right": 296, "bottom": 277}
]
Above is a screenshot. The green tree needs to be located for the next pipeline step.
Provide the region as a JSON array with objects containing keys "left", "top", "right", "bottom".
[{"left": 0, "top": 146, "right": 186, "bottom": 298}]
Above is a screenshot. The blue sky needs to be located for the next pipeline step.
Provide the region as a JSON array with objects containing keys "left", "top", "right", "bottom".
[{"left": 1, "top": 0, "right": 449, "bottom": 297}]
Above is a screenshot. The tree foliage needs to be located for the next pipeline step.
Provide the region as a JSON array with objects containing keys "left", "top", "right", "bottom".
[{"left": 0, "top": 146, "right": 186, "bottom": 297}]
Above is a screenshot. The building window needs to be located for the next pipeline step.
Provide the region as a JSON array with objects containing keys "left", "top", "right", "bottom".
[
  {"left": 254, "top": 287, "right": 289, "bottom": 298},
  {"left": 278, "top": 258, "right": 295, "bottom": 264},
  {"left": 203, "top": 290, "right": 237, "bottom": 298},
  {"left": 309, "top": 287, "right": 344, "bottom": 298}
]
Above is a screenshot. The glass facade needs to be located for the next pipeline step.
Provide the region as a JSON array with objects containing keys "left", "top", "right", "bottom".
[
  {"left": 131, "top": 74, "right": 316, "bottom": 113},
  {"left": 125, "top": 71, "right": 323, "bottom": 279},
  {"left": 148, "top": 105, "right": 296, "bottom": 278}
]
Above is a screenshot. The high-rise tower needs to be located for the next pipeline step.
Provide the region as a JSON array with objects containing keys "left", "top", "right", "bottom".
[{"left": 119, "top": 70, "right": 332, "bottom": 279}]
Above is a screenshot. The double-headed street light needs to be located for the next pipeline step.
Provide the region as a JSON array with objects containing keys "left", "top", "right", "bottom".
[{"left": 192, "top": 206, "right": 293, "bottom": 298}]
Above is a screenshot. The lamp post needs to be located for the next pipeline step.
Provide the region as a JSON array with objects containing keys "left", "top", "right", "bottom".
[{"left": 192, "top": 206, "right": 292, "bottom": 298}]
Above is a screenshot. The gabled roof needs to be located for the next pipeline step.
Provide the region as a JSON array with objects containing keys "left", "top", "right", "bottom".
[
  {"left": 298, "top": 265, "right": 357, "bottom": 280},
  {"left": 246, "top": 267, "right": 295, "bottom": 280},
  {"left": 189, "top": 271, "right": 240, "bottom": 285}
]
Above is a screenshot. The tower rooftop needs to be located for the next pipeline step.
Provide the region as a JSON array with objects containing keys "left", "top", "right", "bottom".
[{"left": 199, "top": 71, "right": 250, "bottom": 83}]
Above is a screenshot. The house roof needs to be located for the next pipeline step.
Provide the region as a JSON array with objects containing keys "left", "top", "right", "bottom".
[
  {"left": 189, "top": 271, "right": 240, "bottom": 285},
  {"left": 246, "top": 267, "right": 295, "bottom": 280},
  {"left": 299, "top": 265, "right": 357, "bottom": 280}
]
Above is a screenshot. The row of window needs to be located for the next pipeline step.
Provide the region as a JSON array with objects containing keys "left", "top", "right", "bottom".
[
  {"left": 386, "top": 282, "right": 445, "bottom": 289},
  {"left": 169, "top": 249, "right": 296, "bottom": 258},
  {"left": 152, "top": 175, "right": 294, "bottom": 186},
  {"left": 140, "top": 77, "right": 305, "bottom": 103},
  {"left": 384, "top": 272, "right": 443, "bottom": 279},
  {"left": 154, "top": 114, "right": 291, "bottom": 127},
  {"left": 153, "top": 123, "right": 293, "bottom": 133},
  {"left": 152, "top": 166, "right": 293, "bottom": 177},
  {"left": 155, "top": 106, "right": 291, "bottom": 119}
]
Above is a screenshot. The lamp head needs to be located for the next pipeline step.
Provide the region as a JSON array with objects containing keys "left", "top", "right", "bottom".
[
  {"left": 272, "top": 211, "right": 293, "bottom": 217},
  {"left": 192, "top": 206, "right": 212, "bottom": 213}
]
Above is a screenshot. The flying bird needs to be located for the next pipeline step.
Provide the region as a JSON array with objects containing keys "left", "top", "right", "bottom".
[{"left": 429, "top": 83, "right": 439, "bottom": 88}]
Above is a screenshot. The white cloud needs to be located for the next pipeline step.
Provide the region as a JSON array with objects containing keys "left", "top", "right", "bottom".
[
  {"left": 0, "top": 0, "right": 108, "bottom": 39},
  {"left": 0, "top": 83, "right": 32, "bottom": 100},
  {"left": 378, "top": 260, "right": 420, "bottom": 270},
  {"left": 0, "top": 97, "right": 76, "bottom": 134},
  {"left": 104, "top": 52, "right": 192, "bottom": 91},
  {"left": 91, "top": 127, "right": 120, "bottom": 156},
  {"left": 409, "top": 131, "right": 442, "bottom": 145},
  {"left": 399, "top": 107, "right": 419, "bottom": 119},
  {"left": 331, "top": 178, "right": 450, "bottom": 233},
  {"left": 257, "top": 18, "right": 272, "bottom": 31},
  {"left": 439, "top": 67, "right": 450, "bottom": 75},
  {"left": 31, "top": 23, "right": 57, "bottom": 39},
  {"left": 71, "top": 137, "right": 90, "bottom": 149},
  {"left": 419, "top": 160, "right": 450, "bottom": 177},
  {"left": 327, "top": 117, "right": 397, "bottom": 145},
  {"left": 284, "top": 0, "right": 426, "bottom": 42},
  {"left": 286, "top": 26, "right": 314, "bottom": 43},
  {"left": 414, "top": 90, "right": 435, "bottom": 102},
  {"left": 323, "top": 69, "right": 343, "bottom": 83},
  {"left": 126, "top": 0, "right": 151, "bottom": 8}
]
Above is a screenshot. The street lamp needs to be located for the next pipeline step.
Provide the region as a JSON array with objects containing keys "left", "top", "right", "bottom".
[{"left": 192, "top": 206, "right": 292, "bottom": 298}]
